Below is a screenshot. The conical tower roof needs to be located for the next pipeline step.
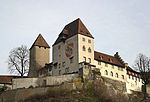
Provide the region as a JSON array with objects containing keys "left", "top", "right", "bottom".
[
  {"left": 30, "top": 34, "right": 50, "bottom": 49},
  {"left": 53, "top": 18, "right": 94, "bottom": 45}
]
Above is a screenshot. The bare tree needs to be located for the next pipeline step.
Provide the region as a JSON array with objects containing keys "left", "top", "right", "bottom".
[
  {"left": 8, "top": 45, "right": 29, "bottom": 77},
  {"left": 134, "top": 53, "right": 150, "bottom": 97}
]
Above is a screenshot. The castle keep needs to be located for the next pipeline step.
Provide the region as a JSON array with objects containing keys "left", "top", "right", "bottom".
[{"left": 17, "top": 18, "right": 142, "bottom": 93}]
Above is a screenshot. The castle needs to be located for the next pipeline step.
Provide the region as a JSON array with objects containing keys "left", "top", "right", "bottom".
[{"left": 15, "top": 18, "right": 142, "bottom": 93}]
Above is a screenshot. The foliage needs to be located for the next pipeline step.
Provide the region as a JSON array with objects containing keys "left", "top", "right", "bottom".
[
  {"left": 0, "top": 86, "right": 8, "bottom": 95},
  {"left": 134, "top": 53, "right": 150, "bottom": 85},
  {"left": 8, "top": 45, "right": 29, "bottom": 76},
  {"left": 28, "top": 85, "right": 34, "bottom": 89}
]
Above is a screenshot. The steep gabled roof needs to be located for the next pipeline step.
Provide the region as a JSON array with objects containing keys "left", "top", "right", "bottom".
[
  {"left": 94, "top": 51, "right": 125, "bottom": 67},
  {"left": 53, "top": 18, "right": 94, "bottom": 46},
  {"left": 30, "top": 34, "right": 50, "bottom": 49}
]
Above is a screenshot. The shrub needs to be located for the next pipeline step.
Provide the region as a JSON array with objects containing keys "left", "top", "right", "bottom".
[
  {"left": 0, "top": 86, "right": 8, "bottom": 94},
  {"left": 28, "top": 85, "right": 34, "bottom": 89}
]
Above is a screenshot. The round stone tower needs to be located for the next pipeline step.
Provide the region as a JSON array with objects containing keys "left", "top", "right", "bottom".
[{"left": 28, "top": 34, "right": 50, "bottom": 77}]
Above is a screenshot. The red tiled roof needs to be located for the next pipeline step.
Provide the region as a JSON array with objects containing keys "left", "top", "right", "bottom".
[
  {"left": 53, "top": 18, "right": 94, "bottom": 46},
  {"left": 0, "top": 75, "right": 23, "bottom": 84},
  {"left": 30, "top": 34, "right": 50, "bottom": 49},
  {"left": 94, "top": 51, "right": 125, "bottom": 67}
]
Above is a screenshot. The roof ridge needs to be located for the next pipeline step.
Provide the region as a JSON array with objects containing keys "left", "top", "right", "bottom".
[{"left": 94, "top": 51, "right": 114, "bottom": 58}]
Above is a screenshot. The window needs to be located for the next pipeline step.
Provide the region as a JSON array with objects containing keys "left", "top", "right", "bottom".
[
  {"left": 83, "top": 56, "right": 86, "bottom": 62},
  {"left": 132, "top": 76, "right": 134, "bottom": 80},
  {"left": 88, "top": 39, "right": 91, "bottom": 43},
  {"left": 115, "top": 73, "right": 118, "bottom": 78},
  {"left": 65, "top": 67, "right": 69, "bottom": 73},
  {"left": 54, "top": 64, "right": 57, "bottom": 69},
  {"left": 122, "top": 75, "right": 124, "bottom": 79},
  {"left": 88, "top": 47, "right": 91, "bottom": 53},
  {"left": 112, "top": 65, "right": 114, "bottom": 69},
  {"left": 98, "top": 61, "right": 101, "bottom": 65},
  {"left": 110, "top": 71, "right": 113, "bottom": 77},
  {"left": 118, "top": 67, "right": 123, "bottom": 71},
  {"left": 82, "top": 37, "right": 85, "bottom": 41},
  {"left": 105, "top": 70, "right": 108, "bottom": 75},
  {"left": 62, "top": 62, "right": 66, "bottom": 67},
  {"left": 82, "top": 46, "right": 86, "bottom": 51},
  {"left": 59, "top": 70, "right": 61, "bottom": 75},
  {"left": 59, "top": 63, "right": 61, "bottom": 68},
  {"left": 88, "top": 58, "right": 91, "bottom": 63},
  {"left": 70, "top": 57, "right": 74, "bottom": 63},
  {"left": 105, "top": 63, "right": 108, "bottom": 67}
]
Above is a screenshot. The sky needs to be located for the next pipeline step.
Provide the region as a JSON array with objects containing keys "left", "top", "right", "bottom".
[{"left": 0, "top": 0, "right": 150, "bottom": 75}]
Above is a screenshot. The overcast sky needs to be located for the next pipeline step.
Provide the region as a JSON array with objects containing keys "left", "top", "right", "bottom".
[{"left": 0, "top": 0, "right": 150, "bottom": 75}]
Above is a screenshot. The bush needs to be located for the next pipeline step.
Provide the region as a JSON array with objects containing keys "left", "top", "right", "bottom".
[
  {"left": 28, "top": 85, "right": 34, "bottom": 89},
  {"left": 0, "top": 86, "right": 8, "bottom": 94}
]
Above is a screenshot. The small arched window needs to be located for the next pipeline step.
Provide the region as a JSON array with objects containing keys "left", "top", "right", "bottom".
[
  {"left": 122, "top": 75, "right": 124, "bottom": 79},
  {"left": 115, "top": 73, "right": 118, "bottom": 78},
  {"left": 82, "top": 46, "right": 86, "bottom": 51},
  {"left": 88, "top": 47, "right": 91, "bottom": 53},
  {"left": 105, "top": 70, "right": 108, "bottom": 75},
  {"left": 110, "top": 71, "right": 113, "bottom": 77}
]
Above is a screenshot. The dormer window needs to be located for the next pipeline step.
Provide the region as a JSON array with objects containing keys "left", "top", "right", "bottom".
[
  {"left": 108, "top": 58, "right": 113, "bottom": 62},
  {"left": 99, "top": 56, "right": 103, "bottom": 60}
]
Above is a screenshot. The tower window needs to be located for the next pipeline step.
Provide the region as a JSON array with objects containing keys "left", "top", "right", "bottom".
[
  {"left": 59, "top": 70, "right": 61, "bottom": 75},
  {"left": 59, "top": 63, "right": 61, "bottom": 68},
  {"left": 54, "top": 64, "right": 57, "bottom": 69},
  {"left": 65, "top": 67, "right": 69, "bottom": 73},
  {"left": 82, "top": 46, "right": 86, "bottom": 51},
  {"left": 82, "top": 37, "right": 85, "bottom": 42},
  {"left": 88, "top": 39, "right": 91, "bottom": 43},
  {"left": 62, "top": 62, "right": 66, "bottom": 67},
  {"left": 70, "top": 57, "right": 74, "bottom": 63},
  {"left": 83, "top": 56, "right": 86, "bottom": 62},
  {"left": 88, "top": 47, "right": 91, "bottom": 53},
  {"left": 122, "top": 75, "right": 124, "bottom": 79},
  {"left": 88, "top": 58, "right": 91, "bottom": 63}
]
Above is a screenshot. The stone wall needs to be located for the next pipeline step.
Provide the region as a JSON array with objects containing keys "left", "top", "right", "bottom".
[
  {"left": 102, "top": 76, "right": 127, "bottom": 93},
  {"left": 147, "top": 85, "right": 150, "bottom": 96},
  {"left": 12, "top": 74, "right": 78, "bottom": 89}
]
